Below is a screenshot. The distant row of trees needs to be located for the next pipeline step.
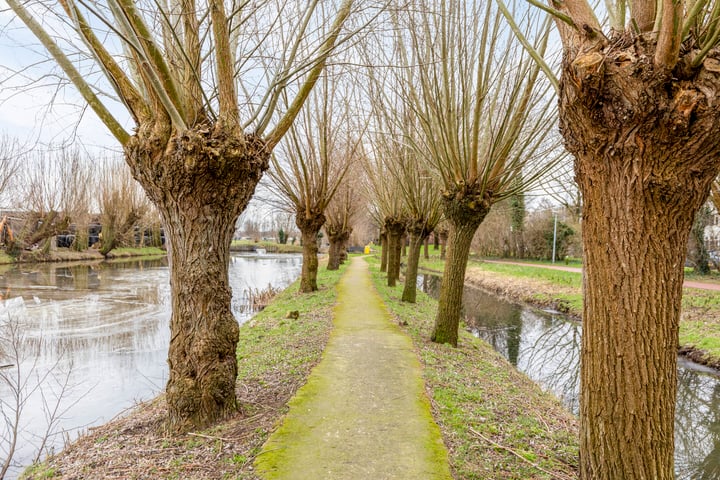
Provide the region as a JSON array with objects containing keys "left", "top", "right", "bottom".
[
  {"left": 472, "top": 200, "right": 579, "bottom": 262},
  {"left": 0, "top": 138, "right": 162, "bottom": 257}
]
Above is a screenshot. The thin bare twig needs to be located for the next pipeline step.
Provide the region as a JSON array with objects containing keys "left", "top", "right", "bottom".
[{"left": 469, "top": 426, "right": 575, "bottom": 480}]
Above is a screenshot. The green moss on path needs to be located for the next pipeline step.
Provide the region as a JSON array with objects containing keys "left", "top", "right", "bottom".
[{"left": 254, "top": 257, "right": 452, "bottom": 479}]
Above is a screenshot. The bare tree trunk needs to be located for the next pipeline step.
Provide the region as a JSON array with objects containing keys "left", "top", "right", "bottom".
[
  {"left": 386, "top": 218, "right": 404, "bottom": 286},
  {"left": 296, "top": 213, "right": 325, "bottom": 293},
  {"left": 401, "top": 230, "right": 427, "bottom": 303},
  {"left": 392, "top": 232, "right": 403, "bottom": 280},
  {"left": 380, "top": 231, "right": 388, "bottom": 272},
  {"left": 300, "top": 227, "right": 321, "bottom": 291},
  {"left": 327, "top": 236, "right": 341, "bottom": 271},
  {"left": 100, "top": 208, "right": 142, "bottom": 256},
  {"left": 439, "top": 230, "right": 448, "bottom": 260},
  {"left": 339, "top": 235, "right": 350, "bottom": 264},
  {"left": 21, "top": 211, "right": 70, "bottom": 249},
  {"left": 423, "top": 236, "right": 429, "bottom": 260},
  {"left": 559, "top": 38, "right": 720, "bottom": 479},
  {"left": 579, "top": 153, "right": 699, "bottom": 479},
  {"left": 327, "top": 230, "right": 349, "bottom": 271},
  {"left": 431, "top": 191, "right": 488, "bottom": 346},
  {"left": 126, "top": 127, "right": 269, "bottom": 432},
  {"left": 386, "top": 229, "right": 399, "bottom": 287}
]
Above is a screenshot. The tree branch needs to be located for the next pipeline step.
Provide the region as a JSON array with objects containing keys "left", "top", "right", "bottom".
[
  {"left": 655, "top": 0, "right": 683, "bottom": 68},
  {"left": 61, "top": 0, "right": 150, "bottom": 125},
  {"left": 264, "top": 0, "right": 354, "bottom": 150},
  {"left": 6, "top": 0, "right": 130, "bottom": 145},
  {"left": 547, "top": 0, "right": 602, "bottom": 50},
  {"left": 114, "top": 0, "right": 188, "bottom": 129},
  {"left": 498, "top": 0, "right": 559, "bottom": 94},
  {"left": 210, "top": 0, "right": 240, "bottom": 132},
  {"left": 630, "top": 0, "right": 657, "bottom": 31}
]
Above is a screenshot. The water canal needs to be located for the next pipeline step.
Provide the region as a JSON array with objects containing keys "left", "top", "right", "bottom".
[
  {"left": 421, "top": 274, "right": 720, "bottom": 479},
  {"left": 0, "top": 253, "right": 302, "bottom": 479}
]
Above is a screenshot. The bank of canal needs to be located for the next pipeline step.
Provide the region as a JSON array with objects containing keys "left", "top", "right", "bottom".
[{"left": 419, "top": 273, "right": 720, "bottom": 479}]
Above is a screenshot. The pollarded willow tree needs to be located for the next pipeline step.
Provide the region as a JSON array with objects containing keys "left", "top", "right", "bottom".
[
  {"left": 6, "top": 0, "right": 365, "bottom": 431},
  {"left": 267, "top": 71, "right": 362, "bottom": 292},
  {"left": 325, "top": 161, "right": 363, "bottom": 270},
  {"left": 364, "top": 139, "right": 407, "bottom": 287},
  {"left": 395, "top": 0, "right": 562, "bottom": 346},
  {"left": 394, "top": 160, "right": 442, "bottom": 303},
  {"left": 97, "top": 158, "right": 150, "bottom": 256},
  {"left": 365, "top": 67, "right": 443, "bottom": 302},
  {"left": 502, "top": 0, "right": 720, "bottom": 477}
]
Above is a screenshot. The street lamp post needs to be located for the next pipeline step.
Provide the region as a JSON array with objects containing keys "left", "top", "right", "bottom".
[{"left": 552, "top": 211, "right": 558, "bottom": 264}]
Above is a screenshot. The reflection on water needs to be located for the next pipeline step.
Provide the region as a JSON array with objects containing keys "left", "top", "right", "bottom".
[
  {"left": 0, "top": 253, "right": 301, "bottom": 479},
  {"left": 421, "top": 274, "right": 720, "bottom": 479}
]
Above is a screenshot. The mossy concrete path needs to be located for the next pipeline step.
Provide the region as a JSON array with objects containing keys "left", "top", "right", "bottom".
[{"left": 254, "top": 257, "right": 452, "bottom": 479}]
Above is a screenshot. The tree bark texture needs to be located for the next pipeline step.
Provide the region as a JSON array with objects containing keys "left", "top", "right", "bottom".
[
  {"left": 386, "top": 230, "right": 398, "bottom": 287},
  {"left": 401, "top": 229, "right": 427, "bottom": 303},
  {"left": 559, "top": 34, "right": 720, "bottom": 479},
  {"left": 327, "top": 237, "right": 341, "bottom": 271},
  {"left": 385, "top": 218, "right": 405, "bottom": 287},
  {"left": 423, "top": 236, "right": 429, "bottom": 260},
  {"left": 297, "top": 212, "right": 325, "bottom": 293},
  {"left": 431, "top": 187, "right": 489, "bottom": 347},
  {"left": 327, "top": 229, "right": 350, "bottom": 271},
  {"left": 126, "top": 125, "right": 269, "bottom": 432},
  {"left": 392, "top": 232, "right": 403, "bottom": 278},
  {"left": 339, "top": 236, "right": 349, "bottom": 264},
  {"left": 439, "top": 230, "right": 448, "bottom": 260},
  {"left": 380, "top": 231, "right": 388, "bottom": 272}
]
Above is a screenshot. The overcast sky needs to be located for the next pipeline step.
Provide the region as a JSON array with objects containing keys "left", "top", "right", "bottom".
[{"left": 0, "top": 4, "right": 127, "bottom": 156}]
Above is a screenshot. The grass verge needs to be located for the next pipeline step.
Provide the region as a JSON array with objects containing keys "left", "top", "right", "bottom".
[
  {"left": 0, "top": 250, "right": 15, "bottom": 264},
  {"left": 21, "top": 266, "right": 344, "bottom": 480},
  {"left": 231, "top": 240, "right": 303, "bottom": 254},
  {"left": 106, "top": 247, "right": 166, "bottom": 258},
  {"left": 366, "top": 256, "right": 579, "bottom": 480}
]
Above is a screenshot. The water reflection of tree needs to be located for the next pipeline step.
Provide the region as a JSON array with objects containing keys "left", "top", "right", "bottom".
[
  {"left": 674, "top": 367, "right": 720, "bottom": 479},
  {"left": 421, "top": 274, "right": 442, "bottom": 299},
  {"left": 520, "top": 313, "right": 581, "bottom": 414},
  {"left": 462, "top": 286, "right": 523, "bottom": 365},
  {"left": 459, "top": 284, "right": 582, "bottom": 412}
]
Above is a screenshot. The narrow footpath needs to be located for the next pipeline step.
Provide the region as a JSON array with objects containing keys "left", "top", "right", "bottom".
[{"left": 254, "top": 257, "right": 452, "bottom": 480}]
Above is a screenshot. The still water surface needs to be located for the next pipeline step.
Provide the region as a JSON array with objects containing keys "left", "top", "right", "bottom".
[
  {"left": 421, "top": 274, "right": 720, "bottom": 480},
  {"left": 0, "top": 253, "right": 301, "bottom": 478}
]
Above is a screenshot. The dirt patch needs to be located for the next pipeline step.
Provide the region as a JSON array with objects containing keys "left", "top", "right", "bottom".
[{"left": 24, "top": 363, "right": 316, "bottom": 479}]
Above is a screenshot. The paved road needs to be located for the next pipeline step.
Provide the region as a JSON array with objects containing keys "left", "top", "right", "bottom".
[
  {"left": 254, "top": 257, "right": 452, "bottom": 480},
  {"left": 484, "top": 260, "right": 720, "bottom": 292}
]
